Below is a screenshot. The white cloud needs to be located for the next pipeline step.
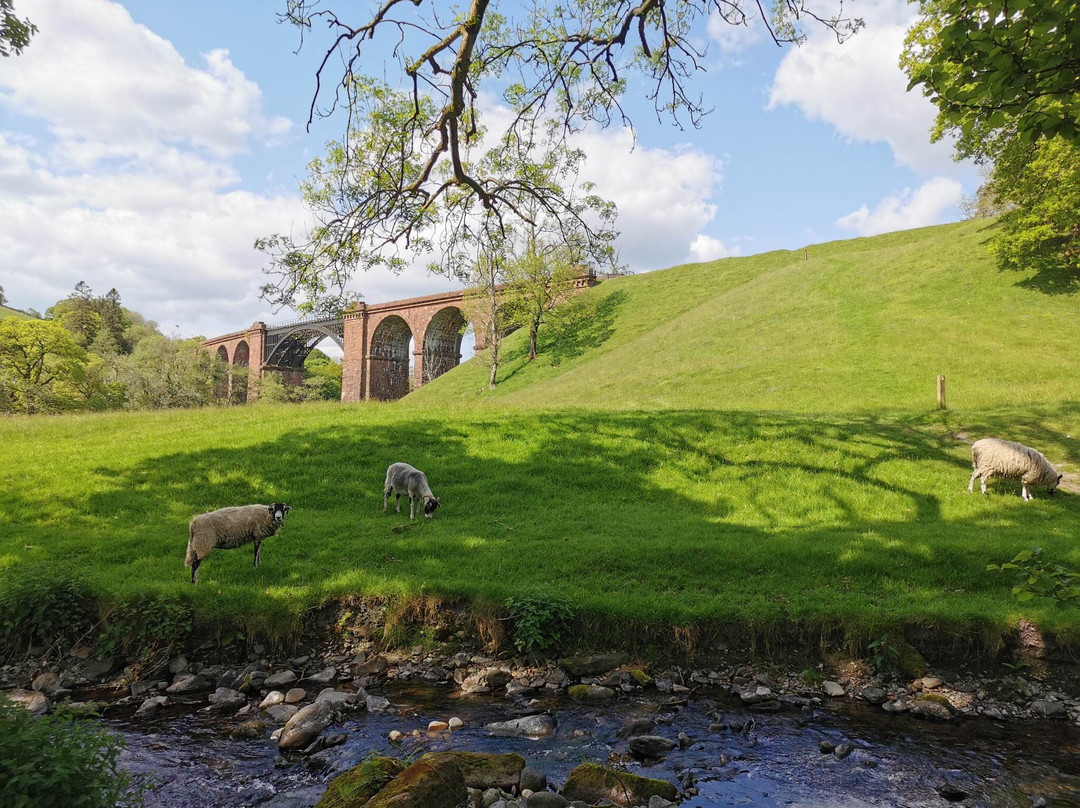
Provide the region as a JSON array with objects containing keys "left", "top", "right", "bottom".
[
  {"left": 688, "top": 234, "right": 739, "bottom": 262},
  {"left": 707, "top": 8, "right": 766, "bottom": 60},
  {"left": 835, "top": 177, "right": 962, "bottom": 236},
  {"left": 767, "top": 0, "right": 960, "bottom": 174}
]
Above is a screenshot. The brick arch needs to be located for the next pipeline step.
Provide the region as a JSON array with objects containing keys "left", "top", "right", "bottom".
[
  {"left": 368, "top": 314, "right": 413, "bottom": 401},
  {"left": 422, "top": 306, "right": 467, "bottom": 384}
]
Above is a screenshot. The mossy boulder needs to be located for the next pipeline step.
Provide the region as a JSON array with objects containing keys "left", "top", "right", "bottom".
[
  {"left": 895, "top": 639, "right": 927, "bottom": 679},
  {"left": 568, "top": 684, "right": 615, "bottom": 702},
  {"left": 315, "top": 756, "right": 407, "bottom": 808},
  {"left": 421, "top": 752, "right": 525, "bottom": 790},
  {"left": 629, "top": 669, "right": 653, "bottom": 687},
  {"left": 361, "top": 755, "right": 467, "bottom": 808},
  {"left": 559, "top": 653, "right": 628, "bottom": 677},
  {"left": 561, "top": 763, "right": 678, "bottom": 807}
]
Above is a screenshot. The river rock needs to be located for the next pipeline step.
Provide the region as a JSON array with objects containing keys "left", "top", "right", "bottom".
[
  {"left": 279, "top": 701, "right": 335, "bottom": 750},
  {"left": 424, "top": 752, "right": 525, "bottom": 790},
  {"left": 265, "top": 670, "right": 299, "bottom": 688},
  {"left": 231, "top": 719, "right": 267, "bottom": 740},
  {"left": 449, "top": 716, "right": 464, "bottom": 730},
  {"left": 136, "top": 695, "right": 168, "bottom": 716},
  {"left": 834, "top": 743, "right": 854, "bottom": 760},
  {"left": 525, "top": 793, "right": 567, "bottom": 808},
  {"left": 822, "top": 681, "right": 845, "bottom": 697},
  {"left": 316, "top": 689, "right": 353, "bottom": 708},
  {"left": 7, "top": 688, "right": 47, "bottom": 715},
  {"left": 648, "top": 797, "right": 677, "bottom": 808},
  {"left": 266, "top": 703, "right": 300, "bottom": 723},
  {"left": 168, "top": 655, "right": 188, "bottom": 674},
  {"left": 559, "top": 653, "right": 628, "bottom": 678},
  {"left": 31, "top": 672, "right": 59, "bottom": 694},
  {"left": 208, "top": 687, "right": 247, "bottom": 712},
  {"left": 561, "top": 763, "right": 677, "bottom": 807},
  {"left": 429, "top": 720, "right": 450, "bottom": 732},
  {"left": 315, "top": 755, "right": 408, "bottom": 808},
  {"left": 307, "top": 666, "right": 337, "bottom": 684},
  {"left": 366, "top": 695, "right": 390, "bottom": 712},
  {"left": 909, "top": 695, "right": 954, "bottom": 721},
  {"left": 616, "top": 718, "right": 656, "bottom": 738},
  {"left": 362, "top": 754, "right": 468, "bottom": 808},
  {"left": 285, "top": 687, "right": 307, "bottom": 704},
  {"left": 628, "top": 735, "right": 678, "bottom": 759},
  {"left": 485, "top": 714, "right": 556, "bottom": 738},
  {"left": 520, "top": 766, "right": 547, "bottom": 793},
  {"left": 1030, "top": 700, "right": 1067, "bottom": 718},
  {"left": 921, "top": 676, "right": 943, "bottom": 690},
  {"left": 354, "top": 656, "right": 388, "bottom": 677},
  {"left": 818, "top": 740, "right": 835, "bottom": 754},
  {"left": 261, "top": 690, "right": 286, "bottom": 708},
  {"left": 860, "top": 687, "right": 888, "bottom": 705},
  {"left": 166, "top": 673, "right": 209, "bottom": 694},
  {"left": 568, "top": 684, "right": 615, "bottom": 702}
]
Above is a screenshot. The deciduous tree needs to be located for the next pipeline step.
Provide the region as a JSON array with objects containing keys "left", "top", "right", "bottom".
[{"left": 0, "top": 319, "right": 88, "bottom": 414}]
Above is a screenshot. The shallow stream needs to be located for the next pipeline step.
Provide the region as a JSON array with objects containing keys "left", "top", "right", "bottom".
[{"left": 109, "top": 682, "right": 1080, "bottom": 807}]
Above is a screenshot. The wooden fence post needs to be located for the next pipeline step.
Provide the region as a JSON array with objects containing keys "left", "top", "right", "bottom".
[{"left": 936, "top": 375, "right": 946, "bottom": 410}]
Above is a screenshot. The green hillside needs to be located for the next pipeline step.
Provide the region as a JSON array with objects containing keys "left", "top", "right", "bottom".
[
  {"left": 2, "top": 220, "right": 1078, "bottom": 654},
  {"left": 414, "top": 220, "right": 1080, "bottom": 412},
  {"left": 0, "top": 305, "right": 33, "bottom": 320}
]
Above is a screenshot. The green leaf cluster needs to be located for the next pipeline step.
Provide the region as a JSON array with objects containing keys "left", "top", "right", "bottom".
[
  {"left": 989, "top": 548, "right": 1080, "bottom": 609},
  {"left": 506, "top": 592, "right": 574, "bottom": 654}
]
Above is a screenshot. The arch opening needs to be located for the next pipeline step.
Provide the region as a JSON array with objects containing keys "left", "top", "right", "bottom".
[
  {"left": 369, "top": 315, "right": 413, "bottom": 401},
  {"left": 231, "top": 340, "right": 250, "bottom": 404},
  {"left": 422, "top": 306, "right": 466, "bottom": 385},
  {"left": 214, "top": 346, "right": 230, "bottom": 400}
]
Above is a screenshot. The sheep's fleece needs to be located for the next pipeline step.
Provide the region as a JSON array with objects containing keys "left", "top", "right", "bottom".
[
  {"left": 186, "top": 503, "right": 290, "bottom": 582},
  {"left": 969, "top": 438, "right": 1061, "bottom": 500}
]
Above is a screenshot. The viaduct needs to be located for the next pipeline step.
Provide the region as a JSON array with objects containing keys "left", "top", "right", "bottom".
[{"left": 202, "top": 278, "right": 594, "bottom": 403}]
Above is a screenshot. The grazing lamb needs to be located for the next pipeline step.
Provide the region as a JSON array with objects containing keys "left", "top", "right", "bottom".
[
  {"left": 383, "top": 462, "right": 440, "bottom": 519},
  {"left": 969, "top": 438, "right": 1062, "bottom": 501},
  {"left": 185, "top": 503, "right": 291, "bottom": 584}
]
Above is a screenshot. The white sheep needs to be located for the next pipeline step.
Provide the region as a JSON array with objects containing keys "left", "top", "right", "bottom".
[
  {"left": 185, "top": 503, "right": 291, "bottom": 584},
  {"left": 969, "top": 438, "right": 1062, "bottom": 501},
  {"left": 383, "top": 462, "right": 440, "bottom": 519}
]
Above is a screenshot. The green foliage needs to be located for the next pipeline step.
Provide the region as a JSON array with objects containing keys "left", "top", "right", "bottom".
[
  {"left": 304, "top": 350, "right": 343, "bottom": 401},
  {"left": 800, "top": 668, "right": 824, "bottom": 686},
  {"left": 0, "top": 0, "right": 35, "bottom": 58},
  {"left": 0, "top": 570, "right": 95, "bottom": 661},
  {"left": 506, "top": 593, "right": 574, "bottom": 654},
  {"left": 866, "top": 636, "right": 901, "bottom": 673},
  {"left": 984, "top": 135, "right": 1080, "bottom": 291},
  {"left": 0, "top": 318, "right": 89, "bottom": 413},
  {"left": 0, "top": 695, "right": 142, "bottom": 808},
  {"left": 989, "top": 548, "right": 1080, "bottom": 609},
  {"left": 902, "top": 0, "right": 1080, "bottom": 161},
  {"left": 118, "top": 333, "right": 227, "bottom": 410},
  {"left": 95, "top": 597, "right": 193, "bottom": 675}
]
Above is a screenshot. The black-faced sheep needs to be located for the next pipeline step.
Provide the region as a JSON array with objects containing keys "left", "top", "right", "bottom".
[
  {"left": 383, "top": 462, "right": 440, "bottom": 519},
  {"left": 969, "top": 438, "right": 1062, "bottom": 501},
  {"left": 185, "top": 503, "right": 291, "bottom": 584}
]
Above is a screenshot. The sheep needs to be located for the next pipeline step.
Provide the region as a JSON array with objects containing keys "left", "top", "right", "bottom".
[
  {"left": 383, "top": 462, "right": 440, "bottom": 519},
  {"left": 969, "top": 438, "right": 1062, "bottom": 501},
  {"left": 185, "top": 503, "right": 291, "bottom": 584}
]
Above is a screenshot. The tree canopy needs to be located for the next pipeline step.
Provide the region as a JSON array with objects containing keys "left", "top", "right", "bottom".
[
  {"left": 0, "top": 0, "right": 36, "bottom": 57},
  {"left": 260, "top": 0, "right": 860, "bottom": 309},
  {"left": 901, "top": 0, "right": 1080, "bottom": 161}
]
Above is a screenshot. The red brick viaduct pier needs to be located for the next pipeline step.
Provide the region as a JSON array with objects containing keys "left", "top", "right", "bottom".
[{"left": 203, "top": 278, "right": 594, "bottom": 403}]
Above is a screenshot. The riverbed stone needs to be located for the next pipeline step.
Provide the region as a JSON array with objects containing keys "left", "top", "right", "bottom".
[
  {"left": 168, "top": 655, "right": 188, "bottom": 674},
  {"left": 265, "top": 670, "right": 299, "bottom": 688},
  {"left": 279, "top": 700, "right": 335, "bottom": 750},
  {"left": 822, "top": 681, "right": 845, "bottom": 697},
  {"left": 362, "top": 754, "right": 468, "bottom": 808},
  {"left": 648, "top": 797, "right": 676, "bottom": 808},
  {"left": 559, "top": 653, "right": 628, "bottom": 678},
  {"left": 616, "top": 718, "right": 656, "bottom": 738},
  {"left": 285, "top": 687, "right": 307, "bottom": 704},
  {"left": 424, "top": 752, "right": 526, "bottom": 791},
  {"left": 166, "top": 673, "right": 209, "bottom": 694},
  {"left": 366, "top": 695, "right": 390, "bottom": 712},
  {"left": 561, "top": 763, "right": 677, "bottom": 807},
  {"left": 568, "top": 684, "right": 615, "bottom": 702},
  {"left": 520, "top": 766, "right": 547, "bottom": 793},
  {"left": 909, "top": 695, "right": 954, "bottom": 721},
  {"left": 307, "top": 666, "right": 337, "bottom": 685},
  {"left": 82, "top": 656, "right": 117, "bottom": 682},
  {"left": 449, "top": 716, "right": 464, "bottom": 730},
  {"left": 482, "top": 788, "right": 502, "bottom": 808},
  {"left": 860, "top": 687, "right": 888, "bottom": 705},
  {"left": 834, "top": 743, "right": 854, "bottom": 760},
  {"left": 354, "top": 656, "right": 388, "bottom": 677},
  {"left": 231, "top": 719, "right": 267, "bottom": 740},
  {"left": 485, "top": 714, "right": 556, "bottom": 738},
  {"left": 628, "top": 735, "right": 678, "bottom": 759},
  {"left": 525, "top": 793, "right": 567, "bottom": 808},
  {"left": 136, "top": 695, "right": 168, "bottom": 716},
  {"left": 428, "top": 720, "right": 450, "bottom": 732},
  {"left": 315, "top": 755, "right": 408, "bottom": 808},
  {"left": 208, "top": 687, "right": 247, "bottom": 712},
  {"left": 266, "top": 703, "right": 300, "bottom": 723},
  {"left": 316, "top": 689, "right": 353, "bottom": 708},
  {"left": 921, "top": 676, "right": 943, "bottom": 690},
  {"left": 7, "top": 688, "right": 47, "bottom": 715},
  {"left": 1030, "top": 699, "right": 1067, "bottom": 718},
  {"left": 31, "top": 672, "right": 59, "bottom": 694},
  {"left": 261, "top": 690, "right": 286, "bottom": 708}
]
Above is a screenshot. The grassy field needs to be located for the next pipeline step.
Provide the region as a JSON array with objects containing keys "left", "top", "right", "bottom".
[
  {"left": 2, "top": 220, "right": 1079, "bottom": 651},
  {"left": 0, "top": 305, "right": 33, "bottom": 320}
]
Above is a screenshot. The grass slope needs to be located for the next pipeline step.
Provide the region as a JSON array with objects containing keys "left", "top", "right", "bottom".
[
  {"left": 0, "top": 305, "right": 33, "bottom": 320},
  {"left": 414, "top": 220, "right": 1080, "bottom": 412},
  {"left": 2, "top": 220, "right": 1078, "bottom": 648}
]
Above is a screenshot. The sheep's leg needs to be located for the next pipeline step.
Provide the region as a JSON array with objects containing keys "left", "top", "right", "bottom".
[
  {"left": 981, "top": 471, "right": 989, "bottom": 495},
  {"left": 383, "top": 489, "right": 391, "bottom": 512},
  {"left": 1022, "top": 483, "right": 1032, "bottom": 501},
  {"left": 254, "top": 540, "right": 262, "bottom": 567},
  {"left": 968, "top": 469, "right": 979, "bottom": 493},
  {"left": 190, "top": 557, "right": 201, "bottom": 585},
  {"left": 395, "top": 493, "right": 402, "bottom": 513},
  {"left": 409, "top": 496, "right": 415, "bottom": 520}
]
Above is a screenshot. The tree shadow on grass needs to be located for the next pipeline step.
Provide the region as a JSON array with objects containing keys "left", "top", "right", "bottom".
[
  {"left": 3, "top": 408, "right": 1079, "bottom": 638},
  {"left": 975, "top": 223, "right": 1080, "bottom": 296}
]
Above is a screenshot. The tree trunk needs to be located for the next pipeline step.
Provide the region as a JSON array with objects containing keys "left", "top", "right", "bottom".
[
  {"left": 488, "top": 279, "right": 499, "bottom": 389},
  {"left": 528, "top": 312, "right": 540, "bottom": 361}
]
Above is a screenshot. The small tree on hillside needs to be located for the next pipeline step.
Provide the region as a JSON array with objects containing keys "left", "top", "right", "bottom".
[{"left": 0, "top": 285, "right": 6, "bottom": 306}]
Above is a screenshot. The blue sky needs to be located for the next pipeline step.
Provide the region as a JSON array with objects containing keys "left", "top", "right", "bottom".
[{"left": 0, "top": 0, "right": 975, "bottom": 344}]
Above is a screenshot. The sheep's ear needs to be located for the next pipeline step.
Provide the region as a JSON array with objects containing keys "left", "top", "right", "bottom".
[
  {"left": 1059, "top": 475, "right": 1064, "bottom": 482},
  {"left": 284, "top": 504, "right": 291, "bottom": 513}
]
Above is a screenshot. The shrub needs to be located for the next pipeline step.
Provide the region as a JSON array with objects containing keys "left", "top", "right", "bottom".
[
  {"left": 506, "top": 593, "right": 574, "bottom": 655},
  {"left": 0, "top": 695, "right": 142, "bottom": 808},
  {"left": 989, "top": 548, "right": 1079, "bottom": 609},
  {"left": 95, "top": 596, "right": 194, "bottom": 677},
  {"left": 0, "top": 569, "right": 95, "bottom": 661}
]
